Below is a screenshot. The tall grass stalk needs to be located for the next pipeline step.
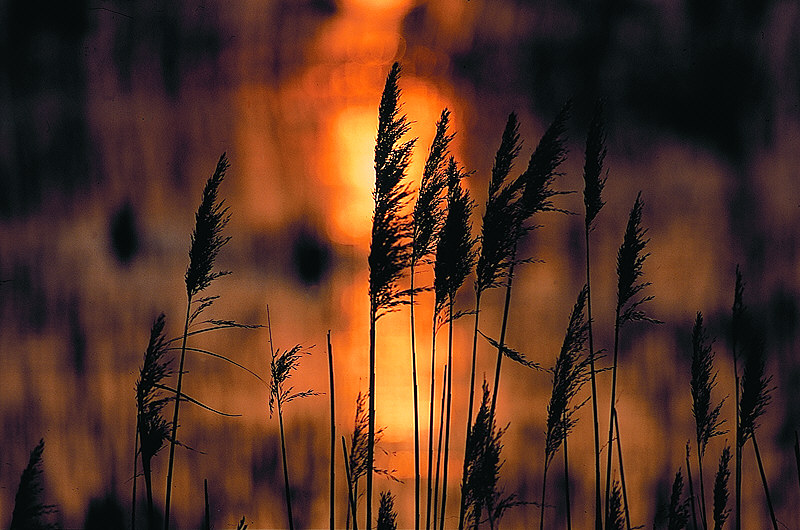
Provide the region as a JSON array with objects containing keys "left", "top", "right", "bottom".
[
  {"left": 604, "top": 192, "right": 659, "bottom": 522},
  {"left": 795, "top": 431, "right": 800, "bottom": 497},
  {"left": 540, "top": 286, "right": 590, "bottom": 530},
  {"left": 730, "top": 268, "right": 744, "bottom": 530},
  {"left": 412, "top": 109, "right": 452, "bottom": 530},
  {"left": 488, "top": 104, "right": 570, "bottom": 418},
  {"left": 583, "top": 101, "right": 608, "bottom": 530},
  {"left": 690, "top": 312, "right": 726, "bottom": 530},
  {"left": 613, "top": 410, "right": 631, "bottom": 530},
  {"left": 328, "top": 331, "right": 336, "bottom": 530},
  {"left": 433, "top": 159, "right": 476, "bottom": 530},
  {"left": 458, "top": 112, "right": 522, "bottom": 530},
  {"left": 369, "top": 61, "right": 415, "bottom": 530},
  {"left": 165, "top": 154, "right": 232, "bottom": 530},
  {"left": 343, "top": 436, "right": 359, "bottom": 530},
  {"left": 267, "top": 309, "right": 318, "bottom": 530},
  {"left": 426, "top": 318, "right": 442, "bottom": 530},
  {"left": 135, "top": 314, "right": 172, "bottom": 530}
]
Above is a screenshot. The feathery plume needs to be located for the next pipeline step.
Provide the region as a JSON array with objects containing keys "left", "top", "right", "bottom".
[
  {"left": 713, "top": 446, "right": 731, "bottom": 530},
  {"left": 516, "top": 102, "right": 571, "bottom": 223},
  {"left": 10, "top": 439, "right": 57, "bottom": 530},
  {"left": 461, "top": 380, "right": 516, "bottom": 530},
  {"left": 606, "top": 480, "right": 625, "bottom": 530},
  {"left": 377, "top": 491, "right": 398, "bottom": 530},
  {"left": 583, "top": 101, "right": 607, "bottom": 230},
  {"left": 433, "top": 158, "right": 477, "bottom": 318},
  {"left": 667, "top": 470, "right": 689, "bottom": 530},
  {"left": 475, "top": 113, "right": 523, "bottom": 294},
  {"left": 737, "top": 336, "right": 771, "bottom": 447},
  {"left": 185, "top": 154, "right": 231, "bottom": 298},
  {"left": 616, "top": 192, "right": 659, "bottom": 326},
  {"left": 544, "top": 286, "right": 590, "bottom": 467},
  {"left": 413, "top": 109, "right": 453, "bottom": 264},
  {"left": 370, "top": 61, "right": 416, "bottom": 317},
  {"left": 269, "top": 345, "right": 317, "bottom": 417},
  {"left": 691, "top": 312, "right": 727, "bottom": 456}
]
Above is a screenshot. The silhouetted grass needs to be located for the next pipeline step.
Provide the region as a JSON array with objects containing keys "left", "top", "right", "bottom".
[
  {"left": 10, "top": 439, "right": 57, "bottom": 530},
  {"left": 667, "top": 469, "right": 689, "bottom": 530},
  {"left": 712, "top": 446, "right": 731, "bottom": 530}
]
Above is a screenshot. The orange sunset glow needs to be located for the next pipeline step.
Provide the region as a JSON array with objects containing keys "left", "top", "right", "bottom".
[{"left": 2, "top": 1, "right": 800, "bottom": 529}]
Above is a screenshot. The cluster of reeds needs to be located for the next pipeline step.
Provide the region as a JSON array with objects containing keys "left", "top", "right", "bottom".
[{"left": 85, "top": 61, "right": 794, "bottom": 529}]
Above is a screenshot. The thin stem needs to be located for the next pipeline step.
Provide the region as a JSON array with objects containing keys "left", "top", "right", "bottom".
[
  {"left": 433, "top": 364, "right": 447, "bottom": 530},
  {"left": 751, "top": 433, "right": 778, "bottom": 530},
  {"left": 564, "top": 414, "right": 572, "bottom": 530},
  {"left": 426, "top": 314, "right": 439, "bottom": 530},
  {"left": 697, "top": 445, "right": 708, "bottom": 530},
  {"left": 604, "top": 304, "right": 621, "bottom": 522},
  {"left": 278, "top": 399, "right": 295, "bottom": 530},
  {"left": 203, "top": 479, "right": 210, "bottom": 530},
  {"left": 614, "top": 410, "right": 631, "bottom": 530},
  {"left": 164, "top": 296, "right": 192, "bottom": 530},
  {"left": 458, "top": 290, "right": 482, "bottom": 530},
  {"left": 539, "top": 461, "right": 549, "bottom": 530},
  {"left": 585, "top": 227, "right": 603, "bottom": 530},
  {"left": 439, "top": 301, "right": 455, "bottom": 530},
  {"left": 686, "top": 443, "right": 699, "bottom": 530},
  {"left": 367, "top": 302, "right": 377, "bottom": 530},
  {"left": 410, "top": 266, "right": 421, "bottom": 530},
  {"left": 143, "top": 455, "right": 155, "bottom": 530},
  {"left": 132, "top": 424, "right": 139, "bottom": 530},
  {"left": 343, "top": 436, "right": 359, "bottom": 530},
  {"left": 328, "top": 331, "right": 336, "bottom": 530},
  {"left": 490, "top": 247, "right": 517, "bottom": 419},
  {"left": 794, "top": 431, "right": 800, "bottom": 498}
]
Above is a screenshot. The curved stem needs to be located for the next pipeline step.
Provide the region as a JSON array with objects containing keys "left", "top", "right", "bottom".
[
  {"left": 426, "top": 314, "right": 439, "bottom": 530},
  {"left": 367, "top": 302, "right": 376, "bottom": 530},
  {"left": 604, "top": 306, "right": 621, "bottom": 523},
  {"left": 490, "top": 248, "right": 517, "bottom": 420},
  {"left": 458, "top": 290, "right": 482, "bottom": 530},
  {"left": 439, "top": 301, "right": 455, "bottom": 530},
  {"left": 752, "top": 433, "right": 779, "bottom": 530},
  {"left": 328, "top": 331, "right": 336, "bottom": 530}
]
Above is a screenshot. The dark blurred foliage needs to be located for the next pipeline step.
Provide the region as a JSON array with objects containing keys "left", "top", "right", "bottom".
[
  {"left": 405, "top": 0, "right": 791, "bottom": 160},
  {"left": 83, "top": 493, "right": 125, "bottom": 530},
  {"left": 0, "top": 0, "right": 90, "bottom": 217}
]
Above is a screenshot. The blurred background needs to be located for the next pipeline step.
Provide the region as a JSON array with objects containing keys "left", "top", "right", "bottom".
[{"left": 1, "top": 0, "right": 799, "bottom": 527}]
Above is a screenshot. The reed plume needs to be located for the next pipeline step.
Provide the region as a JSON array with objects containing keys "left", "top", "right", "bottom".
[
  {"left": 737, "top": 331, "right": 778, "bottom": 530},
  {"left": 667, "top": 470, "right": 689, "bottom": 530},
  {"left": 377, "top": 491, "right": 398, "bottom": 530},
  {"left": 606, "top": 480, "right": 625, "bottom": 530},
  {"left": 10, "top": 439, "right": 57, "bottom": 530},
  {"left": 605, "top": 192, "right": 659, "bottom": 524},
  {"left": 135, "top": 313, "right": 172, "bottom": 530},
  {"left": 165, "top": 153, "right": 232, "bottom": 530},
  {"left": 690, "top": 312, "right": 726, "bottom": 530},
  {"left": 369, "top": 61, "right": 416, "bottom": 530},
  {"left": 540, "top": 286, "right": 590, "bottom": 530},
  {"left": 583, "top": 100, "right": 607, "bottom": 530},
  {"left": 269, "top": 339, "right": 317, "bottom": 530},
  {"left": 489, "top": 103, "right": 570, "bottom": 417},
  {"left": 432, "top": 159, "right": 476, "bottom": 530},
  {"left": 459, "top": 113, "right": 522, "bottom": 530},
  {"left": 712, "top": 446, "right": 731, "bottom": 530},
  {"left": 461, "top": 380, "right": 516, "bottom": 530},
  {"left": 413, "top": 108, "right": 452, "bottom": 530}
]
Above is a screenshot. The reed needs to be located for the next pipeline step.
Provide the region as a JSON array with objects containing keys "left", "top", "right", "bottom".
[
  {"left": 164, "top": 153, "right": 231, "bottom": 530},
  {"left": 604, "top": 192, "right": 659, "bottom": 524},
  {"left": 433, "top": 158, "right": 477, "bottom": 530},
  {"left": 328, "top": 331, "right": 336, "bottom": 530},
  {"left": 685, "top": 442, "right": 699, "bottom": 530},
  {"left": 540, "top": 286, "right": 590, "bottom": 530},
  {"left": 712, "top": 446, "right": 731, "bottom": 530},
  {"left": 134, "top": 314, "right": 172, "bottom": 530},
  {"left": 432, "top": 365, "right": 447, "bottom": 530},
  {"left": 10, "top": 439, "right": 57, "bottom": 530},
  {"left": 689, "top": 312, "right": 726, "bottom": 530},
  {"left": 606, "top": 480, "right": 625, "bottom": 530},
  {"left": 266, "top": 307, "right": 318, "bottom": 530},
  {"left": 667, "top": 469, "right": 690, "bottom": 530},
  {"left": 377, "top": 491, "right": 398, "bottom": 530},
  {"left": 369, "top": 61, "right": 416, "bottom": 530},
  {"left": 582, "top": 101, "right": 608, "bottom": 530},
  {"left": 730, "top": 268, "right": 743, "bottom": 530},
  {"left": 458, "top": 112, "right": 521, "bottom": 530},
  {"left": 412, "top": 108, "right": 452, "bottom": 530}
]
